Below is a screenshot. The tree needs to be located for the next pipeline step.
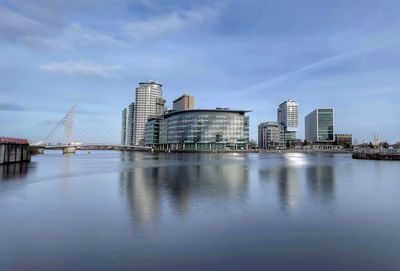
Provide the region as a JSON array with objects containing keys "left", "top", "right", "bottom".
[
  {"left": 303, "top": 139, "right": 308, "bottom": 146},
  {"left": 380, "top": 142, "right": 389, "bottom": 149}
]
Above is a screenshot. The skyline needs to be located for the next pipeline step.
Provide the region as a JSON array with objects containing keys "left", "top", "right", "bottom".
[{"left": 1, "top": 0, "right": 399, "bottom": 143}]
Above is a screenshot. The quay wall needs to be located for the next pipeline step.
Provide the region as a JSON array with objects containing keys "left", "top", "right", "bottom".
[{"left": 0, "top": 137, "right": 31, "bottom": 165}]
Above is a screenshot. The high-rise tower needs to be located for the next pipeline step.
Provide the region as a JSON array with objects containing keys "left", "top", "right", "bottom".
[
  {"left": 134, "top": 81, "right": 163, "bottom": 145},
  {"left": 277, "top": 99, "right": 299, "bottom": 144}
]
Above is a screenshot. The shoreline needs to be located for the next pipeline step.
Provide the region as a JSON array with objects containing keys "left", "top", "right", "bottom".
[{"left": 150, "top": 149, "right": 352, "bottom": 154}]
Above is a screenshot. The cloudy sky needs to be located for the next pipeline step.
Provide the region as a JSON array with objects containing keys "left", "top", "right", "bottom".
[{"left": 1, "top": 0, "right": 399, "bottom": 143}]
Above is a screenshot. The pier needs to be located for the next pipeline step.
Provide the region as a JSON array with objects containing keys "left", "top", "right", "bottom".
[
  {"left": 352, "top": 149, "right": 400, "bottom": 161},
  {"left": 0, "top": 137, "right": 31, "bottom": 165}
]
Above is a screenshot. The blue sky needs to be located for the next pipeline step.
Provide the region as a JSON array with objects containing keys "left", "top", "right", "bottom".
[{"left": 1, "top": 0, "right": 399, "bottom": 143}]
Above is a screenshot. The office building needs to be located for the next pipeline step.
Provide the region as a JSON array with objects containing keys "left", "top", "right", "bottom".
[
  {"left": 121, "top": 102, "right": 136, "bottom": 145},
  {"left": 305, "top": 109, "right": 335, "bottom": 143},
  {"left": 127, "top": 102, "right": 136, "bottom": 145},
  {"left": 144, "top": 117, "right": 161, "bottom": 145},
  {"left": 258, "top": 121, "right": 282, "bottom": 149},
  {"left": 173, "top": 94, "right": 194, "bottom": 111},
  {"left": 134, "top": 81, "right": 163, "bottom": 145},
  {"left": 121, "top": 107, "right": 129, "bottom": 145},
  {"left": 145, "top": 108, "right": 250, "bottom": 150},
  {"left": 277, "top": 99, "right": 299, "bottom": 144}
]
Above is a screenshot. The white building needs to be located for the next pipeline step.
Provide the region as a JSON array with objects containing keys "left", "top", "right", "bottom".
[
  {"left": 134, "top": 81, "right": 163, "bottom": 145},
  {"left": 277, "top": 99, "right": 299, "bottom": 144}
]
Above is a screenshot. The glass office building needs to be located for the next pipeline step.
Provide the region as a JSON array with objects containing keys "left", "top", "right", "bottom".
[
  {"left": 145, "top": 109, "right": 250, "bottom": 150},
  {"left": 258, "top": 121, "right": 282, "bottom": 149},
  {"left": 305, "top": 109, "right": 335, "bottom": 143},
  {"left": 144, "top": 118, "right": 161, "bottom": 145}
]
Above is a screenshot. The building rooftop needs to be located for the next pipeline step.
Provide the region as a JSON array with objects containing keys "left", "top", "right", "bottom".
[
  {"left": 163, "top": 108, "right": 251, "bottom": 118},
  {"left": 172, "top": 94, "right": 193, "bottom": 103},
  {"left": 258, "top": 121, "right": 280, "bottom": 127},
  {"left": 278, "top": 99, "right": 297, "bottom": 107},
  {"left": 139, "top": 80, "right": 162, "bottom": 86}
]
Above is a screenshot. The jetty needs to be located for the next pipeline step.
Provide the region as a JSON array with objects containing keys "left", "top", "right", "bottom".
[
  {"left": 352, "top": 149, "right": 400, "bottom": 161},
  {"left": 0, "top": 137, "right": 31, "bottom": 165}
]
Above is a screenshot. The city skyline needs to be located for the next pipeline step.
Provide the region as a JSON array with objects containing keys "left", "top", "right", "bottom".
[{"left": 1, "top": 0, "right": 400, "bottom": 143}]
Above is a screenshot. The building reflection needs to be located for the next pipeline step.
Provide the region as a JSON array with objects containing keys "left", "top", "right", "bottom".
[
  {"left": 277, "top": 167, "right": 300, "bottom": 211},
  {"left": 0, "top": 162, "right": 30, "bottom": 181},
  {"left": 306, "top": 165, "right": 335, "bottom": 203},
  {"left": 120, "top": 169, "right": 162, "bottom": 230},
  {"left": 119, "top": 154, "right": 249, "bottom": 230},
  {"left": 258, "top": 154, "right": 337, "bottom": 211}
]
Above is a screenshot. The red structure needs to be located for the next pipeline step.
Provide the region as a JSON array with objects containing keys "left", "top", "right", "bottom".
[{"left": 0, "top": 137, "right": 29, "bottom": 145}]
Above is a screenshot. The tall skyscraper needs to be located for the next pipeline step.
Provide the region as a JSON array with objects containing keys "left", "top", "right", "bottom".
[
  {"left": 305, "top": 108, "right": 334, "bottom": 143},
  {"left": 277, "top": 99, "right": 299, "bottom": 144},
  {"left": 173, "top": 94, "right": 194, "bottom": 111},
  {"left": 121, "top": 107, "right": 129, "bottom": 145},
  {"left": 134, "top": 81, "right": 163, "bottom": 145},
  {"left": 121, "top": 102, "right": 135, "bottom": 145},
  {"left": 127, "top": 102, "right": 136, "bottom": 145}
]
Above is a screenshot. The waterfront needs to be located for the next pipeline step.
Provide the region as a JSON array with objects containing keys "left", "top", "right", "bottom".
[{"left": 1, "top": 151, "right": 400, "bottom": 270}]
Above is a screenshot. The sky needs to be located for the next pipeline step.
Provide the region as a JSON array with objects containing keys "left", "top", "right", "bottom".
[{"left": 0, "top": 0, "right": 399, "bottom": 143}]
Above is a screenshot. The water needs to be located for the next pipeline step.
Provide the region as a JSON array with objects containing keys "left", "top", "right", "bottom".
[{"left": 1, "top": 151, "right": 400, "bottom": 270}]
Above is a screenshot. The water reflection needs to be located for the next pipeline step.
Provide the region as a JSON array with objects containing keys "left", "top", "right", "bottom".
[
  {"left": 119, "top": 153, "right": 249, "bottom": 230},
  {"left": 306, "top": 165, "right": 335, "bottom": 203},
  {"left": 277, "top": 167, "right": 300, "bottom": 211},
  {"left": 120, "top": 169, "right": 161, "bottom": 230},
  {"left": 0, "top": 163, "right": 30, "bottom": 181},
  {"left": 63, "top": 154, "right": 72, "bottom": 195},
  {"left": 258, "top": 154, "right": 337, "bottom": 211}
]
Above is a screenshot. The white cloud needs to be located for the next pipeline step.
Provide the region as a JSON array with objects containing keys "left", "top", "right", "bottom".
[
  {"left": 21, "top": 23, "right": 126, "bottom": 49},
  {"left": 123, "top": 6, "right": 219, "bottom": 40},
  {"left": 40, "top": 61, "right": 122, "bottom": 79},
  {"left": 0, "top": 5, "right": 43, "bottom": 39},
  {"left": 0, "top": 4, "right": 125, "bottom": 50}
]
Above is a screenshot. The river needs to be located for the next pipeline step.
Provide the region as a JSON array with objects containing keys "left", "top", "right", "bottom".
[{"left": 1, "top": 151, "right": 399, "bottom": 270}]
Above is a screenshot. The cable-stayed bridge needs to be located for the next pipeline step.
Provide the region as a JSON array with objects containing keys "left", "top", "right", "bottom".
[{"left": 31, "top": 105, "right": 148, "bottom": 153}]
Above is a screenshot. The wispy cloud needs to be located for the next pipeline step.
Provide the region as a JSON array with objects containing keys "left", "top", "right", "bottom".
[
  {"left": 0, "top": 102, "right": 26, "bottom": 112},
  {"left": 239, "top": 37, "right": 400, "bottom": 95},
  {"left": 0, "top": 5, "right": 43, "bottom": 40},
  {"left": 40, "top": 61, "right": 122, "bottom": 79},
  {"left": 22, "top": 23, "right": 126, "bottom": 49},
  {"left": 123, "top": 6, "right": 219, "bottom": 40}
]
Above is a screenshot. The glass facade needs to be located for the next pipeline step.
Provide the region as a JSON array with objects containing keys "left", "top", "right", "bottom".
[
  {"left": 305, "top": 109, "right": 335, "bottom": 143},
  {"left": 146, "top": 110, "right": 250, "bottom": 150},
  {"left": 144, "top": 118, "right": 160, "bottom": 145},
  {"left": 258, "top": 121, "right": 282, "bottom": 149},
  {"left": 317, "top": 109, "right": 334, "bottom": 142}
]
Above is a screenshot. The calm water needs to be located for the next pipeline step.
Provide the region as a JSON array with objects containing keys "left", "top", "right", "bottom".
[{"left": 1, "top": 151, "right": 400, "bottom": 270}]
